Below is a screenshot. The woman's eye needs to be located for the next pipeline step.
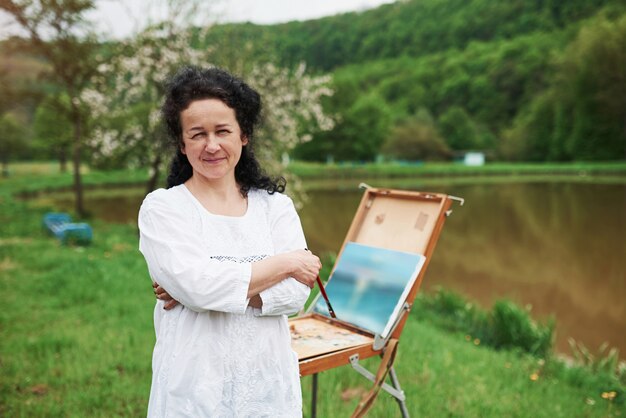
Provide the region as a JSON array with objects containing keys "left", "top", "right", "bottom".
[
  {"left": 217, "top": 129, "right": 230, "bottom": 135},
  {"left": 192, "top": 133, "right": 206, "bottom": 139}
]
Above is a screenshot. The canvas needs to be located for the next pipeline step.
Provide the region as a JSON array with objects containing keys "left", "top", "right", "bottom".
[{"left": 313, "top": 242, "right": 426, "bottom": 338}]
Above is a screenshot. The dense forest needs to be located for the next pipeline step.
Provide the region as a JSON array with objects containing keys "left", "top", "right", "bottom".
[
  {"left": 2, "top": 0, "right": 626, "bottom": 164},
  {"left": 203, "top": 0, "right": 626, "bottom": 162},
  {"left": 205, "top": 0, "right": 619, "bottom": 71}
]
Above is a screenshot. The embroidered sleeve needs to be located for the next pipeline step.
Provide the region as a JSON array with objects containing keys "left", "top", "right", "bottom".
[{"left": 258, "top": 194, "right": 311, "bottom": 316}]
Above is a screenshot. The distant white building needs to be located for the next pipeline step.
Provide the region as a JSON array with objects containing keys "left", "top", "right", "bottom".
[{"left": 463, "top": 152, "right": 485, "bottom": 166}]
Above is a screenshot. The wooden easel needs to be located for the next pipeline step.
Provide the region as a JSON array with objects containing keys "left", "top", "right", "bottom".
[{"left": 289, "top": 185, "right": 463, "bottom": 417}]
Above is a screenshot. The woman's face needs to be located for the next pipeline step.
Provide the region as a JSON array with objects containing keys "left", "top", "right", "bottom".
[{"left": 180, "top": 98, "right": 248, "bottom": 184}]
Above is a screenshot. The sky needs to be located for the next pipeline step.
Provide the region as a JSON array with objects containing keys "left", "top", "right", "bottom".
[{"left": 88, "top": 0, "right": 397, "bottom": 39}]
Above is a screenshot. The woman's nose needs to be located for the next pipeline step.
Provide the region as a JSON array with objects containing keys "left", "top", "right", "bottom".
[{"left": 203, "top": 135, "right": 220, "bottom": 153}]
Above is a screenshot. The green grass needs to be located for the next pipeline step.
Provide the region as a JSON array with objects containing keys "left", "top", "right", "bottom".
[
  {"left": 5, "top": 162, "right": 149, "bottom": 197},
  {"left": 0, "top": 182, "right": 154, "bottom": 416},
  {"left": 301, "top": 321, "right": 622, "bottom": 417},
  {"left": 288, "top": 160, "right": 626, "bottom": 180},
  {"left": 1, "top": 162, "right": 624, "bottom": 416},
  {"left": 7, "top": 160, "right": 626, "bottom": 188}
]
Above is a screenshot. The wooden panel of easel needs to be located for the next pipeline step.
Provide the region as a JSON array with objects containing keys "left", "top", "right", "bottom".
[
  {"left": 334, "top": 189, "right": 450, "bottom": 339},
  {"left": 291, "top": 188, "right": 451, "bottom": 375},
  {"left": 345, "top": 190, "right": 445, "bottom": 255},
  {"left": 290, "top": 315, "right": 374, "bottom": 361}
]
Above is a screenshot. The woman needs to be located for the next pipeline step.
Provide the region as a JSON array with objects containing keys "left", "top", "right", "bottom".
[{"left": 138, "top": 66, "right": 321, "bottom": 417}]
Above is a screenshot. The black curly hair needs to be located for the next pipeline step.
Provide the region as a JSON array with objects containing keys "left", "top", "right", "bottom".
[{"left": 162, "top": 66, "right": 285, "bottom": 195}]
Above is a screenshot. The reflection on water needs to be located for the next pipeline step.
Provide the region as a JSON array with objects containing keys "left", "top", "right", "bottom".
[
  {"left": 34, "top": 187, "right": 148, "bottom": 224},
  {"left": 300, "top": 181, "right": 626, "bottom": 356},
  {"left": 39, "top": 180, "right": 626, "bottom": 356}
]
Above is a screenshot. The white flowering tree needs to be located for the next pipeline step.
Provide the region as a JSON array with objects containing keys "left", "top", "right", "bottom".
[
  {"left": 85, "top": 22, "right": 206, "bottom": 192},
  {"left": 246, "top": 62, "right": 334, "bottom": 201},
  {"left": 86, "top": 24, "right": 334, "bottom": 196}
]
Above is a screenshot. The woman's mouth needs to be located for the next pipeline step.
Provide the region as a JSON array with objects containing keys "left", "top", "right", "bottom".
[{"left": 202, "top": 157, "right": 226, "bottom": 164}]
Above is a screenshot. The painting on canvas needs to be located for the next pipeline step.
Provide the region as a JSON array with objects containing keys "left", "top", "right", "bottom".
[{"left": 313, "top": 242, "right": 426, "bottom": 338}]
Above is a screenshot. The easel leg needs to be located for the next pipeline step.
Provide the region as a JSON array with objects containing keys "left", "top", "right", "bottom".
[
  {"left": 389, "top": 367, "right": 410, "bottom": 418},
  {"left": 311, "top": 373, "right": 318, "bottom": 418},
  {"left": 351, "top": 339, "right": 399, "bottom": 418}
]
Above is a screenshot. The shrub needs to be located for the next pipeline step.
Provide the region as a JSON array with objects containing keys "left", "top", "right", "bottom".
[
  {"left": 414, "top": 288, "right": 554, "bottom": 357},
  {"left": 490, "top": 300, "right": 554, "bottom": 357}
]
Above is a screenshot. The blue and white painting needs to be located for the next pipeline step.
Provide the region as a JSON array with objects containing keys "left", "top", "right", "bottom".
[{"left": 313, "top": 242, "right": 426, "bottom": 337}]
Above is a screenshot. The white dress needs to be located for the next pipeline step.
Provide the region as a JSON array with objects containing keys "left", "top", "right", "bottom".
[{"left": 138, "top": 184, "right": 310, "bottom": 418}]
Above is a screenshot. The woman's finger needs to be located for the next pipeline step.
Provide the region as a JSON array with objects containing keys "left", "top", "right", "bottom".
[
  {"left": 156, "top": 289, "right": 173, "bottom": 301},
  {"left": 295, "top": 272, "right": 316, "bottom": 289},
  {"left": 163, "top": 300, "right": 179, "bottom": 310}
]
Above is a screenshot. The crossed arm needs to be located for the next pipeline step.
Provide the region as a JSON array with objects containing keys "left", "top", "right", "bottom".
[
  {"left": 152, "top": 249, "right": 321, "bottom": 310},
  {"left": 140, "top": 191, "right": 321, "bottom": 315}
]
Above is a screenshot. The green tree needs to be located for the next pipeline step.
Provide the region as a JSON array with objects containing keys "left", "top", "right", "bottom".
[
  {"left": 438, "top": 106, "right": 480, "bottom": 150},
  {"left": 382, "top": 110, "right": 452, "bottom": 161},
  {"left": 504, "top": 14, "right": 626, "bottom": 161},
  {"left": 549, "top": 101, "right": 569, "bottom": 161},
  {"left": 556, "top": 14, "right": 626, "bottom": 160},
  {"left": 0, "top": 113, "right": 26, "bottom": 176},
  {"left": 501, "top": 91, "right": 559, "bottom": 161},
  {"left": 33, "top": 95, "right": 72, "bottom": 172},
  {"left": 1, "top": 0, "right": 102, "bottom": 216},
  {"left": 0, "top": 48, "right": 18, "bottom": 117},
  {"left": 329, "top": 93, "right": 393, "bottom": 161}
]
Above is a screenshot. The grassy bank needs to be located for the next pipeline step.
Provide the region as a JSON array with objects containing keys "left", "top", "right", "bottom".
[
  {"left": 1, "top": 164, "right": 624, "bottom": 416},
  {"left": 288, "top": 161, "right": 626, "bottom": 180},
  {"left": 6, "top": 160, "right": 626, "bottom": 210},
  {"left": 5, "top": 162, "right": 149, "bottom": 196},
  {"left": 6, "top": 160, "right": 626, "bottom": 188}
]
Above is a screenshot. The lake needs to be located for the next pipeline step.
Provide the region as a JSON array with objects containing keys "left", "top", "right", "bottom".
[{"left": 35, "top": 178, "right": 626, "bottom": 356}]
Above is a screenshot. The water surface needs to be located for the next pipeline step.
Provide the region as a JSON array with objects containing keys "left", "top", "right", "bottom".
[{"left": 36, "top": 179, "right": 626, "bottom": 356}]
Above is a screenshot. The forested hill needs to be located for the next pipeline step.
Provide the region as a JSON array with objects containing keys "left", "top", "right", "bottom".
[
  {"left": 204, "top": 0, "right": 624, "bottom": 72},
  {"left": 4, "top": 0, "right": 624, "bottom": 164},
  {"left": 198, "top": 0, "right": 626, "bottom": 162}
]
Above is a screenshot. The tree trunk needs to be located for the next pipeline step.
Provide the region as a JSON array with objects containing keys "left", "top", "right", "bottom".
[
  {"left": 59, "top": 147, "right": 68, "bottom": 173},
  {"left": 146, "top": 153, "right": 162, "bottom": 195},
  {"left": 1, "top": 156, "right": 8, "bottom": 178},
  {"left": 71, "top": 106, "right": 85, "bottom": 218}
]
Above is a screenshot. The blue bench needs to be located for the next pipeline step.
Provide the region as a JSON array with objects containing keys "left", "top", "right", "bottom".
[{"left": 43, "top": 212, "right": 93, "bottom": 245}]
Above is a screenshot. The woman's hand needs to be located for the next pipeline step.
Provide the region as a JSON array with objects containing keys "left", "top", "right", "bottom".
[
  {"left": 248, "top": 294, "right": 262, "bottom": 308},
  {"left": 286, "top": 249, "right": 322, "bottom": 289},
  {"left": 152, "top": 282, "right": 179, "bottom": 310}
]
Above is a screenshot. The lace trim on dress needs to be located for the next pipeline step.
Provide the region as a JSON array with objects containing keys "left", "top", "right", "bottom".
[{"left": 210, "top": 255, "right": 269, "bottom": 263}]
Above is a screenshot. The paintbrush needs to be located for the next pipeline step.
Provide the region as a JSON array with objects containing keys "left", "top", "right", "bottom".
[
  {"left": 316, "top": 275, "right": 337, "bottom": 319},
  {"left": 305, "top": 248, "right": 337, "bottom": 319}
]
